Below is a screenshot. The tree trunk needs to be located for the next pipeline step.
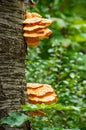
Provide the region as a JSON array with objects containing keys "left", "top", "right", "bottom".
[{"left": 0, "top": 0, "right": 30, "bottom": 130}]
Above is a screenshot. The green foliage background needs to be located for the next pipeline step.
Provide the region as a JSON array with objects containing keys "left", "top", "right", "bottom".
[{"left": 25, "top": 0, "right": 86, "bottom": 130}]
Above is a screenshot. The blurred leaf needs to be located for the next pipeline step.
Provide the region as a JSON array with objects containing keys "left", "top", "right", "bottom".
[
  {"left": 0, "top": 112, "right": 29, "bottom": 127},
  {"left": 21, "top": 103, "right": 80, "bottom": 112},
  {"left": 52, "top": 18, "right": 67, "bottom": 28}
]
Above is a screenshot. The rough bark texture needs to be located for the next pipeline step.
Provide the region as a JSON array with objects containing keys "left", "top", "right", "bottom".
[{"left": 0, "top": 0, "right": 30, "bottom": 130}]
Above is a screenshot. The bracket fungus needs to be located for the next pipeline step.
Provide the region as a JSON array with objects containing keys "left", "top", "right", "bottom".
[
  {"left": 26, "top": 83, "right": 57, "bottom": 116},
  {"left": 23, "top": 12, "right": 52, "bottom": 46}
]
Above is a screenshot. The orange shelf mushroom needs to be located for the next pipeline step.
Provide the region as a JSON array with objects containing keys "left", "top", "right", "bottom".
[
  {"left": 23, "top": 12, "right": 52, "bottom": 46},
  {"left": 26, "top": 83, "right": 57, "bottom": 116},
  {"left": 27, "top": 83, "right": 57, "bottom": 104}
]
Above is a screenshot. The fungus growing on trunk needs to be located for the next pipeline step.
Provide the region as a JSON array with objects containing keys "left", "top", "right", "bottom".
[
  {"left": 23, "top": 12, "right": 52, "bottom": 46},
  {"left": 26, "top": 83, "right": 57, "bottom": 116}
]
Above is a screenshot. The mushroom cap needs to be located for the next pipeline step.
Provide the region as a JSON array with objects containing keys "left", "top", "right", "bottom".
[
  {"left": 25, "top": 37, "right": 39, "bottom": 46},
  {"left": 32, "top": 12, "right": 42, "bottom": 18},
  {"left": 23, "top": 25, "right": 45, "bottom": 31},
  {"left": 23, "top": 12, "right": 52, "bottom": 46},
  {"left": 38, "top": 19, "right": 52, "bottom": 27},
  {"left": 25, "top": 12, "right": 42, "bottom": 19},
  {"left": 27, "top": 84, "right": 54, "bottom": 97},
  {"left": 23, "top": 18, "right": 52, "bottom": 27},
  {"left": 23, "top": 18, "right": 42, "bottom": 25},
  {"left": 25, "top": 12, "right": 32, "bottom": 18},
  {"left": 27, "top": 83, "right": 43, "bottom": 89},
  {"left": 27, "top": 83, "right": 57, "bottom": 104},
  {"left": 29, "top": 93, "right": 57, "bottom": 104},
  {"left": 30, "top": 110, "right": 45, "bottom": 116},
  {"left": 23, "top": 28, "right": 52, "bottom": 38}
]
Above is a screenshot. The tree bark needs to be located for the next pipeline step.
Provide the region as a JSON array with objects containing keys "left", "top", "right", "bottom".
[{"left": 0, "top": 0, "right": 30, "bottom": 130}]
